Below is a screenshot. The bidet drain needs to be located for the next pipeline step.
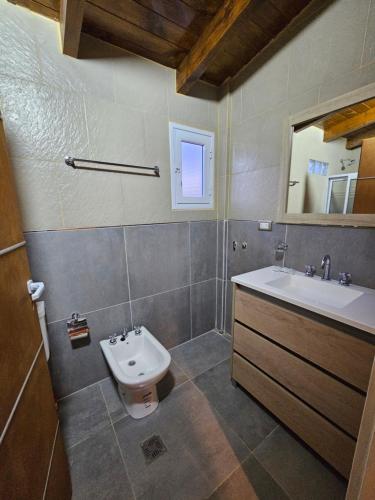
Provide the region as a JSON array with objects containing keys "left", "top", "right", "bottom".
[
  {"left": 141, "top": 435, "right": 167, "bottom": 464},
  {"left": 128, "top": 360, "right": 136, "bottom": 366}
]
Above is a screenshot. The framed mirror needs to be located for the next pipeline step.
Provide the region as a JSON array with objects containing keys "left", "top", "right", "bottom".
[{"left": 279, "top": 83, "right": 375, "bottom": 227}]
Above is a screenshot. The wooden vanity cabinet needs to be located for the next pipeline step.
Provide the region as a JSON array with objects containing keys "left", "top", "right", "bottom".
[{"left": 231, "top": 284, "right": 375, "bottom": 479}]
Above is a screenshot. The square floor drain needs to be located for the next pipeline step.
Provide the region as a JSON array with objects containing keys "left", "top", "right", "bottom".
[{"left": 141, "top": 435, "right": 167, "bottom": 464}]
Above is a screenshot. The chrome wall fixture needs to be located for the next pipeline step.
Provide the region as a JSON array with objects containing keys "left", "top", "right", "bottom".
[{"left": 65, "top": 157, "right": 160, "bottom": 177}]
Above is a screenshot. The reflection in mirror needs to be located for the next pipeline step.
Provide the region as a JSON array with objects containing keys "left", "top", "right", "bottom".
[{"left": 287, "top": 97, "right": 375, "bottom": 215}]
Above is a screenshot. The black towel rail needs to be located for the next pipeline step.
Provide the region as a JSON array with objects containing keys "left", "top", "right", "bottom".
[{"left": 65, "top": 157, "right": 160, "bottom": 177}]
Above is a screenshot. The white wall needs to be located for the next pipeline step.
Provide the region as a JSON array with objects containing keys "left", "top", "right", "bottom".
[
  {"left": 288, "top": 126, "right": 360, "bottom": 213},
  {"left": 225, "top": 0, "right": 375, "bottom": 220},
  {"left": 0, "top": 0, "right": 220, "bottom": 231}
]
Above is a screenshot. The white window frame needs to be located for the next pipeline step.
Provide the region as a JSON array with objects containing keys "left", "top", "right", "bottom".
[
  {"left": 169, "top": 122, "right": 214, "bottom": 210},
  {"left": 324, "top": 172, "right": 358, "bottom": 214}
]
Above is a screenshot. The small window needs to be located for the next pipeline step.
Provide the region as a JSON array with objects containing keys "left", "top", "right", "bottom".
[{"left": 169, "top": 122, "right": 214, "bottom": 209}]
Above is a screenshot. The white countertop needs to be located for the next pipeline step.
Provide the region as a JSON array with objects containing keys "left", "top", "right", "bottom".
[{"left": 232, "top": 266, "right": 375, "bottom": 335}]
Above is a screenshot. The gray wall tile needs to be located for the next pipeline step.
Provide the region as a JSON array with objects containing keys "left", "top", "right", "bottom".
[
  {"left": 227, "top": 221, "right": 286, "bottom": 279},
  {"left": 217, "top": 220, "right": 226, "bottom": 280},
  {"left": 191, "top": 279, "right": 216, "bottom": 337},
  {"left": 26, "top": 227, "right": 129, "bottom": 322},
  {"left": 131, "top": 286, "right": 191, "bottom": 349},
  {"left": 285, "top": 225, "right": 375, "bottom": 289},
  {"left": 190, "top": 221, "right": 217, "bottom": 283},
  {"left": 125, "top": 223, "right": 190, "bottom": 299},
  {"left": 48, "top": 302, "right": 132, "bottom": 398},
  {"left": 216, "top": 278, "right": 224, "bottom": 331}
]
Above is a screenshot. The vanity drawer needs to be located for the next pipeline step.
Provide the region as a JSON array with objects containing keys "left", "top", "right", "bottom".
[
  {"left": 233, "top": 322, "right": 365, "bottom": 437},
  {"left": 234, "top": 287, "right": 375, "bottom": 392},
  {"left": 232, "top": 352, "right": 356, "bottom": 479}
]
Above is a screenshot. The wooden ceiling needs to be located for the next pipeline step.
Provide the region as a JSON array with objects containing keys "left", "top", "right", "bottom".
[{"left": 10, "top": 0, "right": 315, "bottom": 94}]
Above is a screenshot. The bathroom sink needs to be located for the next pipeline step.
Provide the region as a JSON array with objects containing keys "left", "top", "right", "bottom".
[
  {"left": 231, "top": 266, "right": 375, "bottom": 335},
  {"left": 266, "top": 274, "right": 363, "bottom": 309}
]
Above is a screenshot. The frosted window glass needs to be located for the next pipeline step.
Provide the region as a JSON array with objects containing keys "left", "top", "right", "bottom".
[{"left": 181, "top": 142, "right": 204, "bottom": 197}]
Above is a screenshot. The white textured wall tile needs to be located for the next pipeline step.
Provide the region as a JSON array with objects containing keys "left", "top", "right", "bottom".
[
  {"left": 229, "top": 167, "right": 281, "bottom": 220},
  {"left": 114, "top": 55, "right": 169, "bottom": 115},
  {"left": 0, "top": 76, "right": 89, "bottom": 161},
  {"left": 59, "top": 167, "right": 126, "bottom": 228},
  {"left": 85, "top": 95, "right": 146, "bottom": 166},
  {"left": 167, "top": 73, "right": 215, "bottom": 131},
  {"left": 231, "top": 105, "right": 286, "bottom": 176},
  {"left": 12, "top": 157, "right": 64, "bottom": 231},
  {"left": 242, "top": 48, "right": 289, "bottom": 119},
  {"left": 0, "top": 1, "right": 40, "bottom": 82},
  {"left": 36, "top": 20, "right": 115, "bottom": 101}
]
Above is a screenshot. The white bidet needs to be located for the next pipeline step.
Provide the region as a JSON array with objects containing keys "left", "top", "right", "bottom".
[{"left": 100, "top": 326, "right": 171, "bottom": 419}]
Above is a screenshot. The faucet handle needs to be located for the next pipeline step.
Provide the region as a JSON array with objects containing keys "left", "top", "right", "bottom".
[
  {"left": 304, "top": 265, "right": 316, "bottom": 277},
  {"left": 133, "top": 325, "right": 142, "bottom": 335},
  {"left": 338, "top": 272, "right": 352, "bottom": 286},
  {"left": 109, "top": 333, "right": 117, "bottom": 345}
]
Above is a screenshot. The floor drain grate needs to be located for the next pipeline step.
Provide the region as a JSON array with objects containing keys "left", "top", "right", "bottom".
[{"left": 141, "top": 435, "right": 167, "bottom": 464}]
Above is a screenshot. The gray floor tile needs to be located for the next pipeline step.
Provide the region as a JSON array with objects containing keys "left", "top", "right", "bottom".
[
  {"left": 194, "top": 360, "right": 278, "bottom": 450},
  {"left": 99, "top": 377, "right": 128, "bottom": 424},
  {"left": 209, "top": 455, "right": 289, "bottom": 500},
  {"left": 254, "top": 426, "right": 347, "bottom": 500},
  {"left": 157, "top": 360, "right": 189, "bottom": 401},
  {"left": 114, "top": 381, "right": 250, "bottom": 499},
  {"left": 59, "top": 384, "right": 110, "bottom": 448},
  {"left": 171, "top": 331, "right": 231, "bottom": 379},
  {"left": 69, "top": 425, "right": 134, "bottom": 500}
]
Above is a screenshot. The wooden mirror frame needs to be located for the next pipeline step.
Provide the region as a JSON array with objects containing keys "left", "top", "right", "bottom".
[{"left": 278, "top": 83, "right": 375, "bottom": 227}]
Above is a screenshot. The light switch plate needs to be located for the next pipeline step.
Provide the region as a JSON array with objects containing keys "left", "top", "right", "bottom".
[{"left": 258, "top": 220, "right": 272, "bottom": 231}]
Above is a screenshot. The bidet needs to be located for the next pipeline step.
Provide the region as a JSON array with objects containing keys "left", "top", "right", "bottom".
[{"left": 100, "top": 326, "right": 171, "bottom": 419}]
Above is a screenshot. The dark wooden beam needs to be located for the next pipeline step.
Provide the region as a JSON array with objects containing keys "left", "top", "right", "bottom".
[
  {"left": 346, "top": 126, "right": 375, "bottom": 149},
  {"left": 176, "top": 0, "right": 252, "bottom": 94},
  {"left": 324, "top": 107, "right": 375, "bottom": 142},
  {"left": 60, "top": 0, "right": 85, "bottom": 58}
]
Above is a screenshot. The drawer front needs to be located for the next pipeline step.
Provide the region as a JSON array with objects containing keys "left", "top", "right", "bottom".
[
  {"left": 232, "top": 353, "right": 356, "bottom": 479},
  {"left": 235, "top": 287, "right": 375, "bottom": 392},
  {"left": 234, "top": 322, "right": 365, "bottom": 438}
]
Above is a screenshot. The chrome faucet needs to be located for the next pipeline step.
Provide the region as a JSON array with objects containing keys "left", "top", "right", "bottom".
[
  {"left": 120, "top": 328, "right": 130, "bottom": 341},
  {"left": 321, "top": 254, "right": 331, "bottom": 280}
]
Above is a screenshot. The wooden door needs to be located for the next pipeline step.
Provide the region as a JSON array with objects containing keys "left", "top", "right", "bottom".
[
  {"left": 353, "top": 137, "right": 375, "bottom": 213},
  {"left": 0, "top": 118, "right": 71, "bottom": 499}
]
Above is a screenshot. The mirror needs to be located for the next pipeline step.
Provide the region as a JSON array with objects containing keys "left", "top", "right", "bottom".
[{"left": 283, "top": 89, "right": 375, "bottom": 225}]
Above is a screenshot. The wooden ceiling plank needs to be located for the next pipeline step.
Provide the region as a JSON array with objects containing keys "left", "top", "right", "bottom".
[
  {"left": 83, "top": 2, "right": 186, "bottom": 68},
  {"left": 135, "top": 0, "right": 211, "bottom": 34},
  {"left": 176, "top": 0, "right": 252, "bottom": 94},
  {"left": 324, "top": 107, "right": 375, "bottom": 142},
  {"left": 60, "top": 0, "right": 85, "bottom": 57},
  {"left": 8, "top": 0, "right": 59, "bottom": 20},
  {"left": 181, "top": 0, "right": 225, "bottom": 16},
  {"left": 89, "top": 0, "right": 197, "bottom": 50}
]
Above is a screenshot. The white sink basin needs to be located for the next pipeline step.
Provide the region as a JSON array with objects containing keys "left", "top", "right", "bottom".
[{"left": 266, "top": 274, "right": 363, "bottom": 309}]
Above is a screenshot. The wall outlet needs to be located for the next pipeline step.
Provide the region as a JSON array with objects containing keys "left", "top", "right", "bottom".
[{"left": 258, "top": 220, "right": 272, "bottom": 231}]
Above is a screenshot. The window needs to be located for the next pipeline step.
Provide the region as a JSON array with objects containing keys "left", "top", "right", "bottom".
[{"left": 169, "top": 122, "right": 214, "bottom": 209}]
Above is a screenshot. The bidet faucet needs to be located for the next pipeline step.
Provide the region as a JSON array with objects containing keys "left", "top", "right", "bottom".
[{"left": 321, "top": 254, "right": 331, "bottom": 281}]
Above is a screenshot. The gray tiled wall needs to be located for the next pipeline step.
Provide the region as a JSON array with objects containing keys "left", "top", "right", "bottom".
[
  {"left": 26, "top": 221, "right": 219, "bottom": 399},
  {"left": 221, "top": 220, "right": 375, "bottom": 334}
]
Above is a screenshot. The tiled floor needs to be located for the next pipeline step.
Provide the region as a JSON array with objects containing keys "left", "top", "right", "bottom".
[{"left": 59, "top": 330, "right": 347, "bottom": 500}]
